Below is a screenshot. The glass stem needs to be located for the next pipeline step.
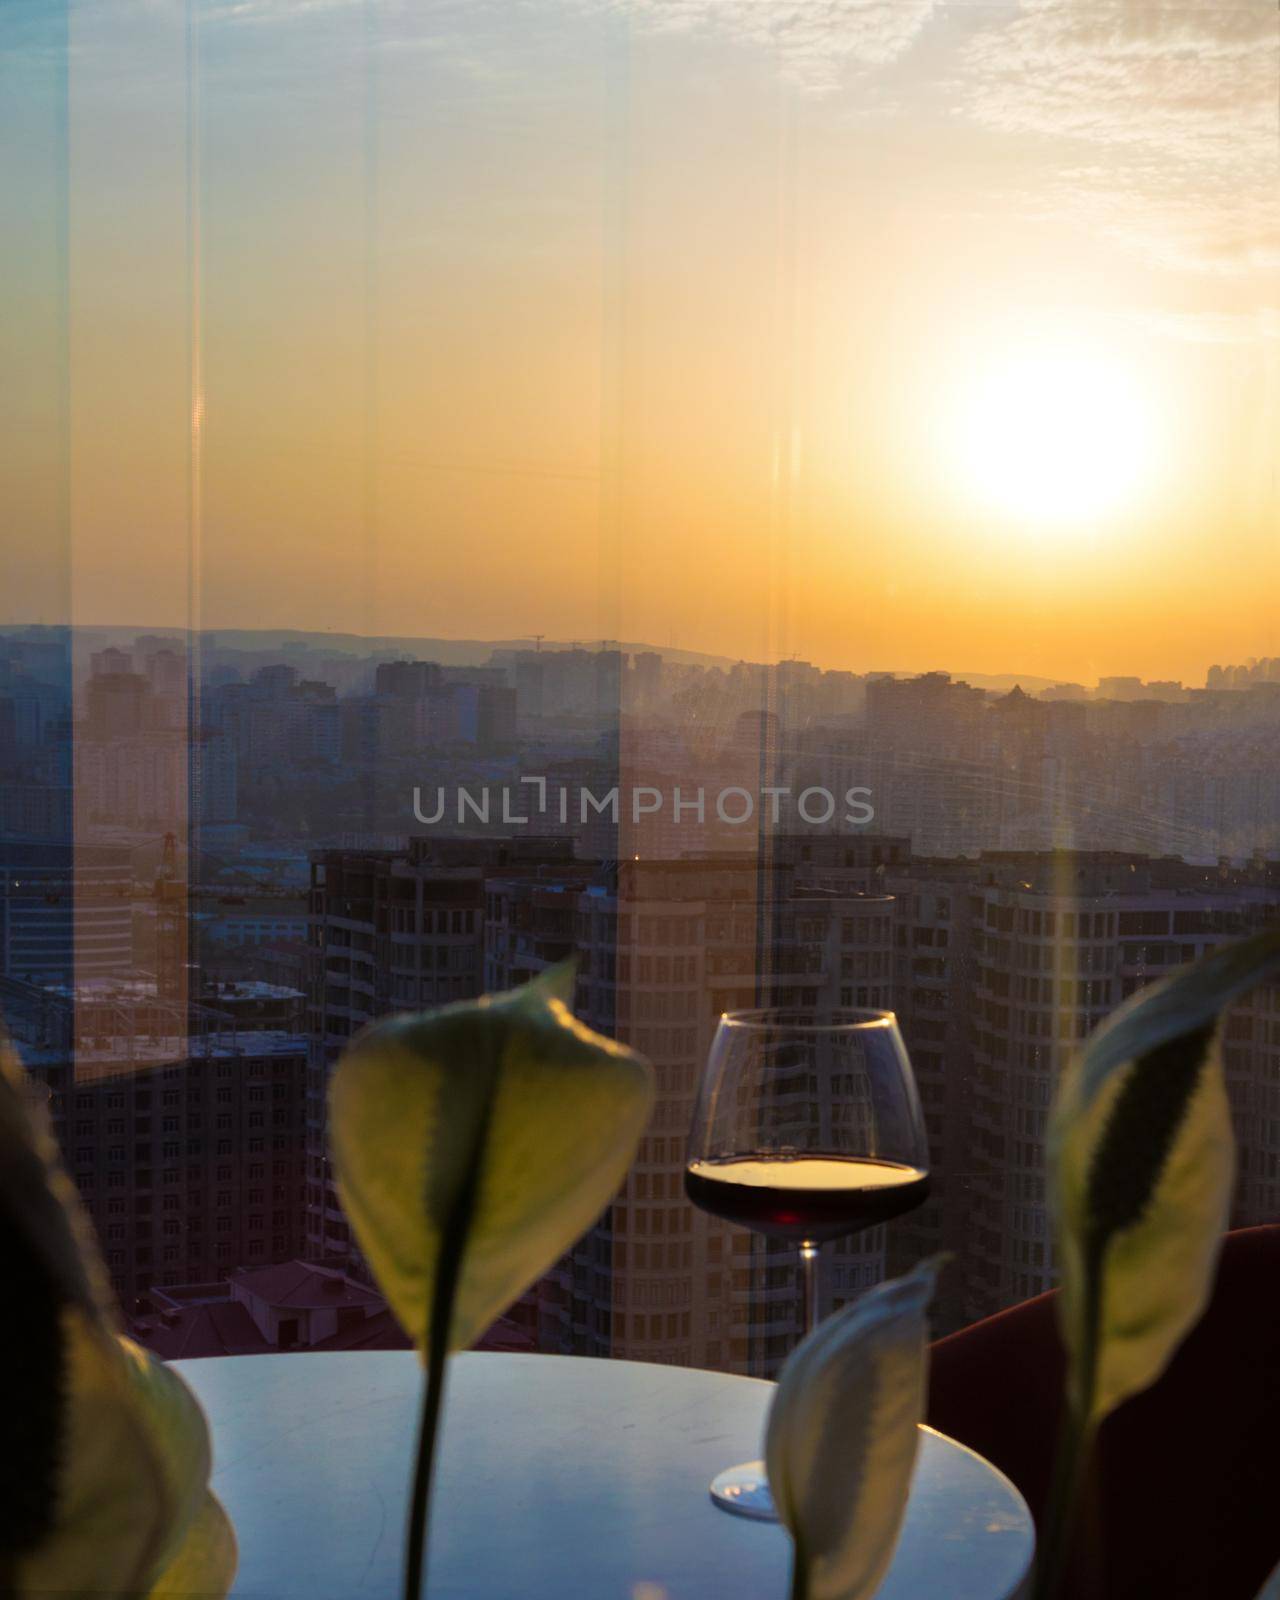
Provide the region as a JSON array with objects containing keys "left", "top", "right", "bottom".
[{"left": 799, "top": 1240, "right": 820, "bottom": 1340}]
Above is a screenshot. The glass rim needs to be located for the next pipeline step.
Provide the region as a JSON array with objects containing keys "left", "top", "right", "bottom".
[{"left": 717, "top": 1006, "right": 898, "bottom": 1033}]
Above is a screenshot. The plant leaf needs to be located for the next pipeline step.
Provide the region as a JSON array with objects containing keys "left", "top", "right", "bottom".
[
  {"left": 764, "top": 1258, "right": 940, "bottom": 1600},
  {"left": 0, "top": 1044, "right": 106, "bottom": 1320},
  {"left": 14, "top": 1314, "right": 237, "bottom": 1598},
  {"left": 329, "top": 969, "right": 654, "bottom": 1355},
  {"left": 148, "top": 1494, "right": 238, "bottom": 1599},
  {"left": 519, "top": 956, "right": 577, "bottom": 1009},
  {"left": 1049, "top": 925, "right": 1280, "bottom": 1428},
  {"left": 1076, "top": 925, "right": 1280, "bottom": 1103},
  {"left": 115, "top": 1335, "right": 225, "bottom": 1579},
  {"left": 0, "top": 1041, "right": 117, "bottom": 1554},
  {"left": 0, "top": 1040, "right": 235, "bottom": 1598}
]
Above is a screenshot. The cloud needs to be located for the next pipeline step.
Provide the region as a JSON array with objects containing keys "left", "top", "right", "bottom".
[
  {"left": 574, "top": 0, "right": 939, "bottom": 93},
  {"left": 193, "top": 0, "right": 938, "bottom": 97},
  {"left": 957, "top": 0, "right": 1280, "bottom": 278},
  {"left": 962, "top": 1, "right": 1275, "bottom": 160},
  {"left": 199, "top": 0, "right": 939, "bottom": 91}
]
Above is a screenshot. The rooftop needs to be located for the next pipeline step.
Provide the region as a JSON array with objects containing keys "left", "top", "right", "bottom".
[
  {"left": 130, "top": 1260, "right": 535, "bottom": 1361},
  {"left": 233, "top": 1260, "right": 383, "bottom": 1312},
  {"left": 131, "top": 1261, "right": 410, "bottom": 1361}
]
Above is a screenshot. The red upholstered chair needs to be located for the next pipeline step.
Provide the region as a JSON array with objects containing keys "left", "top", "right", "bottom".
[{"left": 925, "top": 1226, "right": 1280, "bottom": 1600}]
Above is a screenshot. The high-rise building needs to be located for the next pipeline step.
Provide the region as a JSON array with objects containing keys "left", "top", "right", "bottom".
[
  {"left": 865, "top": 671, "right": 988, "bottom": 756},
  {"left": 10, "top": 977, "right": 308, "bottom": 1310},
  {"left": 961, "top": 851, "right": 1280, "bottom": 1321},
  {"left": 303, "top": 837, "right": 577, "bottom": 1263},
  {"left": 485, "top": 853, "right": 900, "bottom": 1374},
  {"left": 883, "top": 862, "right": 980, "bottom": 1334},
  {"left": 85, "top": 671, "right": 150, "bottom": 739},
  {"left": 0, "top": 840, "right": 133, "bottom": 983},
  {"left": 374, "top": 660, "right": 443, "bottom": 700},
  {"left": 299, "top": 830, "right": 1280, "bottom": 1371}
]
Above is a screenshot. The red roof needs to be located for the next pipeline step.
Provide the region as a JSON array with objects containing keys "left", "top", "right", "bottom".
[
  {"left": 129, "top": 1260, "right": 410, "bottom": 1360},
  {"left": 230, "top": 1259, "right": 384, "bottom": 1311},
  {"left": 131, "top": 1301, "right": 413, "bottom": 1360},
  {"left": 130, "top": 1261, "right": 533, "bottom": 1360},
  {"left": 131, "top": 1299, "right": 271, "bottom": 1360}
]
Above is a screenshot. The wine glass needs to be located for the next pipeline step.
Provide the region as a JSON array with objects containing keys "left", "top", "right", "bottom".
[{"left": 685, "top": 1007, "right": 930, "bottom": 1520}]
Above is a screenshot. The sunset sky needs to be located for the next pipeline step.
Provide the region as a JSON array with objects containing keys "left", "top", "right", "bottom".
[{"left": 3, "top": 0, "right": 1277, "bottom": 684}]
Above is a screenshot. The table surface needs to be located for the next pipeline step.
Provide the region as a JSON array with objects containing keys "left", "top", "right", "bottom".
[{"left": 176, "top": 1350, "right": 1033, "bottom": 1600}]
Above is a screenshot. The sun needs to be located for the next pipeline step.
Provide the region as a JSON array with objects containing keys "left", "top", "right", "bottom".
[{"left": 949, "top": 339, "right": 1160, "bottom": 530}]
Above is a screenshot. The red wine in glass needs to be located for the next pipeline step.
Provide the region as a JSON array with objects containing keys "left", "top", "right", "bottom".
[
  {"left": 686, "top": 1008, "right": 931, "bottom": 1521},
  {"left": 684, "top": 1152, "right": 930, "bottom": 1243}
]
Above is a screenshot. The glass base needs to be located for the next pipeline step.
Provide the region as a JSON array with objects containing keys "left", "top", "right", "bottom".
[{"left": 708, "top": 1460, "right": 778, "bottom": 1521}]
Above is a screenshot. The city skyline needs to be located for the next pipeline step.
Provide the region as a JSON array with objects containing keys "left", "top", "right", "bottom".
[
  {"left": 1, "top": 616, "right": 1278, "bottom": 694},
  {"left": 5, "top": 614, "right": 1280, "bottom": 1375},
  {"left": 10, "top": 620, "right": 1280, "bottom": 870},
  {"left": 2, "top": 7, "right": 1277, "bottom": 1589}
]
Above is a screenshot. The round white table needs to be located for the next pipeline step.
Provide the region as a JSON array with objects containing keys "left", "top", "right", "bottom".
[{"left": 175, "top": 1351, "right": 1033, "bottom": 1600}]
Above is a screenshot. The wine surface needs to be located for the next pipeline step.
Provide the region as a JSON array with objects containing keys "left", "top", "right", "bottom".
[{"left": 684, "top": 1153, "right": 929, "bottom": 1241}]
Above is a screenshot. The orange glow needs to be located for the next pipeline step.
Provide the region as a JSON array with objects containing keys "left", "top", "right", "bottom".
[{"left": 3, "top": 1, "right": 1274, "bottom": 685}]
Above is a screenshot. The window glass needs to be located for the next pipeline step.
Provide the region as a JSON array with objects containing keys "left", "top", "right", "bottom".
[{"left": 1, "top": 0, "right": 1277, "bottom": 1369}]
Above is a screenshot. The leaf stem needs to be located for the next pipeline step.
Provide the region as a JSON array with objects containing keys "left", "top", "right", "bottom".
[
  {"left": 1030, "top": 1405, "right": 1094, "bottom": 1600},
  {"left": 402, "top": 1042, "right": 498, "bottom": 1600},
  {"left": 403, "top": 1316, "right": 451, "bottom": 1600},
  {"left": 788, "top": 1543, "right": 809, "bottom": 1600},
  {"left": 1031, "top": 1250, "right": 1101, "bottom": 1600}
]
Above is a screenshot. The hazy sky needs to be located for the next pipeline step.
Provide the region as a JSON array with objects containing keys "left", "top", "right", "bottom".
[{"left": 3, "top": 0, "right": 1277, "bottom": 683}]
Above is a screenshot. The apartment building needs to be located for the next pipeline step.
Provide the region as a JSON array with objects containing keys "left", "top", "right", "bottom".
[
  {"left": 303, "top": 836, "right": 578, "bottom": 1262},
  {"left": 961, "top": 852, "right": 1280, "bottom": 1321},
  {"left": 12, "top": 978, "right": 308, "bottom": 1311},
  {"left": 0, "top": 839, "right": 134, "bottom": 983},
  {"left": 485, "top": 853, "right": 899, "bottom": 1375},
  {"left": 301, "top": 833, "right": 1280, "bottom": 1365}
]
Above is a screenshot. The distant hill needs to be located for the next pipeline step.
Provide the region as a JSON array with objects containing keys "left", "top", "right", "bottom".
[
  {"left": 208, "top": 630, "right": 740, "bottom": 671},
  {"left": 37, "top": 624, "right": 1068, "bottom": 688},
  {"left": 60, "top": 625, "right": 737, "bottom": 672}
]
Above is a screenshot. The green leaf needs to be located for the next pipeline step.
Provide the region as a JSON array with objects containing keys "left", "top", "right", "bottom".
[
  {"left": 12, "top": 1314, "right": 237, "bottom": 1599},
  {"left": 331, "top": 970, "right": 654, "bottom": 1600},
  {"left": 1075, "top": 925, "right": 1280, "bottom": 1105},
  {"left": 115, "top": 1335, "right": 228, "bottom": 1582},
  {"left": 519, "top": 956, "right": 577, "bottom": 1009},
  {"left": 148, "top": 1494, "right": 238, "bottom": 1599},
  {"left": 1049, "top": 924, "right": 1280, "bottom": 1429},
  {"left": 0, "top": 1041, "right": 115, "bottom": 1566},
  {"left": 764, "top": 1258, "right": 941, "bottom": 1600},
  {"left": 0, "top": 1044, "right": 105, "bottom": 1319},
  {"left": 0, "top": 1040, "right": 236, "bottom": 1599},
  {"left": 17, "top": 1317, "right": 177, "bottom": 1595},
  {"left": 329, "top": 967, "right": 654, "bottom": 1355}
]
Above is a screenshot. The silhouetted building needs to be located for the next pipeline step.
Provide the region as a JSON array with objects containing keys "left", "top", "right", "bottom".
[
  {"left": 19, "top": 1003, "right": 308, "bottom": 1309},
  {"left": 130, "top": 1261, "right": 406, "bottom": 1358},
  {"left": 0, "top": 840, "right": 133, "bottom": 983},
  {"left": 303, "top": 837, "right": 576, "bottom": 1262}
]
